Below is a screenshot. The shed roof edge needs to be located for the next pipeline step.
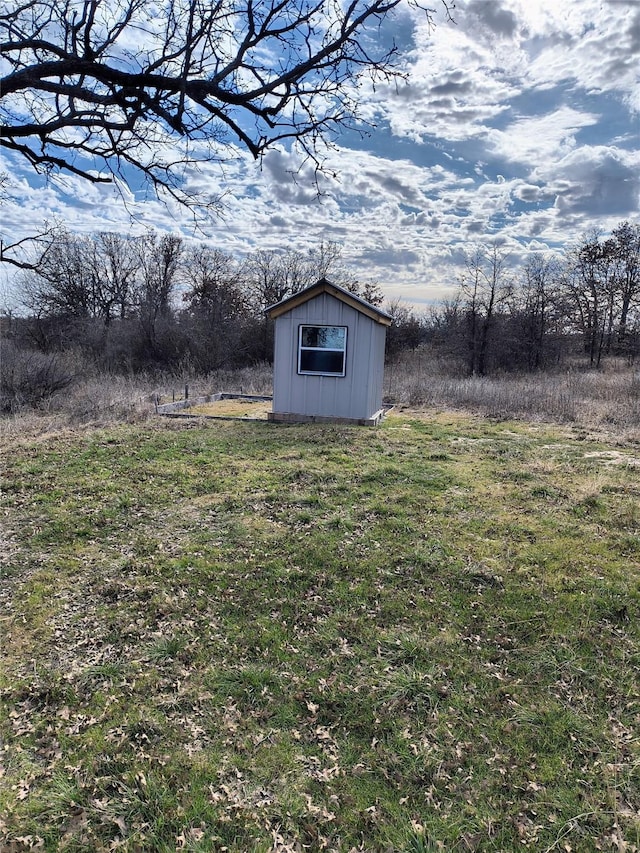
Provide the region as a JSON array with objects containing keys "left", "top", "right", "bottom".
[{"left": 265, "top": 278, "right": 392, "bottom": 325}]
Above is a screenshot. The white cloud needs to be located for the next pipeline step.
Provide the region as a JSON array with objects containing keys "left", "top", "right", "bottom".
[
  {"left": 2, "top": 0, "right": 638, "bottom": 311},
  {"left": 487, "top": 107, "right": 601, "bottom": 165},
  {"left": 522, "top": 0, "right": 640, "bottom": 107},
  {"left": 536, "top": 146, "right": 640, "bottom": 216}
]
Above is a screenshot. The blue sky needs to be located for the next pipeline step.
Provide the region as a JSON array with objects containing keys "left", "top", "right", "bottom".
[{"left": 1, "top": 0, "right": 639, "bottom": 310}]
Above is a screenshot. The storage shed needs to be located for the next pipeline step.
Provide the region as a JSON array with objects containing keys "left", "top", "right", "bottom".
[{"left": 266, "top": 278, "right": 392, "bottom": 425}]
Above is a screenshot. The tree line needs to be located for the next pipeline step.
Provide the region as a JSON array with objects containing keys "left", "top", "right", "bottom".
[
  {"left": 5, "top": 232, "right": 383, "bottom": 373},
  {"left": 425, "top": 221, "right": 640, "bottom": 374},
  {"left": 2, "top": 220, "right": 639, "bottom": 412}
]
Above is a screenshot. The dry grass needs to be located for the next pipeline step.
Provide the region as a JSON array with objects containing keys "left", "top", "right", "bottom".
[
  {"left": 186, "top": 399, "right": 272, "bottom": 419},
  {"left": 0, "top": 363, "right": 274, "bottom": 441},
  {"left": 385, "top": 351, "right": 640, "bottom": 441},
  {"left": 1, "top": 355, "right": 639, "bottom": 442}
]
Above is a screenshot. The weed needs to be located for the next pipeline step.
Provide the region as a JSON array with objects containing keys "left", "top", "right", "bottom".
[
  {"left": 147, "top": 636, "right": 188, "bottom": 662},
  {"left": 403, "top": 832, "right": 441, "bottom": 853}
]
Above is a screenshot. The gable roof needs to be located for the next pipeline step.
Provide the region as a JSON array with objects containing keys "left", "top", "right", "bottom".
[{"left": 265, "top": 278, "right": 392, "bottom": 326}]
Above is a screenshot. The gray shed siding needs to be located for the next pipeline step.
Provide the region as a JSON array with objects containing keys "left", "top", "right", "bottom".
[{"left": 272, "top": 292, "right": 386, "bottom": 420}]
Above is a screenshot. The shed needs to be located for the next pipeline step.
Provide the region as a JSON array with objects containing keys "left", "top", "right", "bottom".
[{"left": 265, "top": 278, "right": 392, "bottom": 425}]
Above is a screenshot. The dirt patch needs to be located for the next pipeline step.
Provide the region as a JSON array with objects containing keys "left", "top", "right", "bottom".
[{"left": 583, "top": 450, "right": 640, "bottom": 467}]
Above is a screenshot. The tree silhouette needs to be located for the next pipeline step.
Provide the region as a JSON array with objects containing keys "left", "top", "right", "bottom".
[{"left": 1, "top": 0, "right": 452, "bottom": 207}]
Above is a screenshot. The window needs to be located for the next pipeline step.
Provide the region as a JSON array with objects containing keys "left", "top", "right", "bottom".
[{"left": 298, "top": 325, "right": 347, "bottom": 376}]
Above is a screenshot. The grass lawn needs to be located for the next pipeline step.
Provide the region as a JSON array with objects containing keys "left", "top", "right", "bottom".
[{"left": 1, "top": 411, "right": 639, "bottom": 852}]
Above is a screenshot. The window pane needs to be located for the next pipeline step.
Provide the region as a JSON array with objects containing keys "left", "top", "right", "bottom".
[
  {"left": 300, "top": 349, "right": 345, "bottom": 374},
  {"left": 301, "top": 326, "right": 345, "bottom": 349}
]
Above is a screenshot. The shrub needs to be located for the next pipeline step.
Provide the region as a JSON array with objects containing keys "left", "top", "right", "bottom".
[{"left": 0, "top": 343, "right": 75, "bottom": 412}]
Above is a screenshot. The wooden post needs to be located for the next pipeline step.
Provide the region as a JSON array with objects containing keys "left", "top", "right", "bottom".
[{"left": 185, "top": 383, "right": 189, "bottom": 400}]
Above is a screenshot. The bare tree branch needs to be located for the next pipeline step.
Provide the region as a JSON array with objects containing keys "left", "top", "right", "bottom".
[
  {"left": 0, "top": 221, "right": 61, "bottom": 269},
  {"left": 1, "top": 0, "right": 454, "bottom": 214}
]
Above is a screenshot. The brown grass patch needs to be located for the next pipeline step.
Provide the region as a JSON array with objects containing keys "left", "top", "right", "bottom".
[{"left": 186, "top": 399, "right": 272, "bottom": 419}]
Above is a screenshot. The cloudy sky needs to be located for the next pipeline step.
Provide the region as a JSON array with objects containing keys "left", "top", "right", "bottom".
[{"left": 2, "top": 0, "right": 639, "bottom": 310}]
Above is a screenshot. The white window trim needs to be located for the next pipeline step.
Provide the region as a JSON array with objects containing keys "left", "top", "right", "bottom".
[{"left": 297, "top": 324, "right": 347, "bottom": 377}]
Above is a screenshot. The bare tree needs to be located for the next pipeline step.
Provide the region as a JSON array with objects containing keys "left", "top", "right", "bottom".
[
  {"left": 244, "top": 248, "right": 314, "bottom": 313},
  {"left": 511, "top": 253, "right": 563, "bottom": 370},
  {"left": 384, "top": 297, "right": 424, "bottom": 359},
  {"left": 135, "top": 232, "right": 183, "bottom": 359},
  {"left": 563, "top": 231, "right": 618, "bottom": 368},
  {"left": 21, "top": 228, "right": 95, "bottom": 320},
  {"left": 0, "top": 221, "right": 61, "bottom": 270},
  {"left": 183, "top": 246, "right": 243, "bottom": 309},
  {"left": 610, "top": 221, "right": 640, "bottom": 357},
  {"left": 92, "top": 232, "right": 140, "bottom": 323},
  {"left": 21, "top": 229, "right": 142, "bottom": 323},
  {"left": 18, "top": 228, "right": 101, "bottom": 350},
  {"left": 1, "top": 0, "right": 452, "bottom": 211},
  {"left": 182, "top": 245, "right": 251, "bottom": 369},
  {"left": 456, "top": 244, "right": 512, "bottom": 376},
  {"left": 244, "top": 241, "right": 382, "bottom": 313},
  {"left": 136, "top": 232, "right": 183, "bottom": 320},
  {"left": 306, "top": 239, "right": 384, "bottom": 304}
]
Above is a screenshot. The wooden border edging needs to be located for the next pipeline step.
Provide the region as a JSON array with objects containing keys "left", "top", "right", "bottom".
[
  {"left": 155, "top": 392, "right": 272, "bottom": 415},
  {"left": 155, "top": 393, "right": 394, "bottom": 426}
]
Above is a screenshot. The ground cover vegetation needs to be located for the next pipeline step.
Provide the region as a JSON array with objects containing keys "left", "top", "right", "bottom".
[
  {"left": 1, "top": 409, "right": 639, "bottom": 851},
  {"left": 2, "top": 222, "right": 639, "bottom": 416}
]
